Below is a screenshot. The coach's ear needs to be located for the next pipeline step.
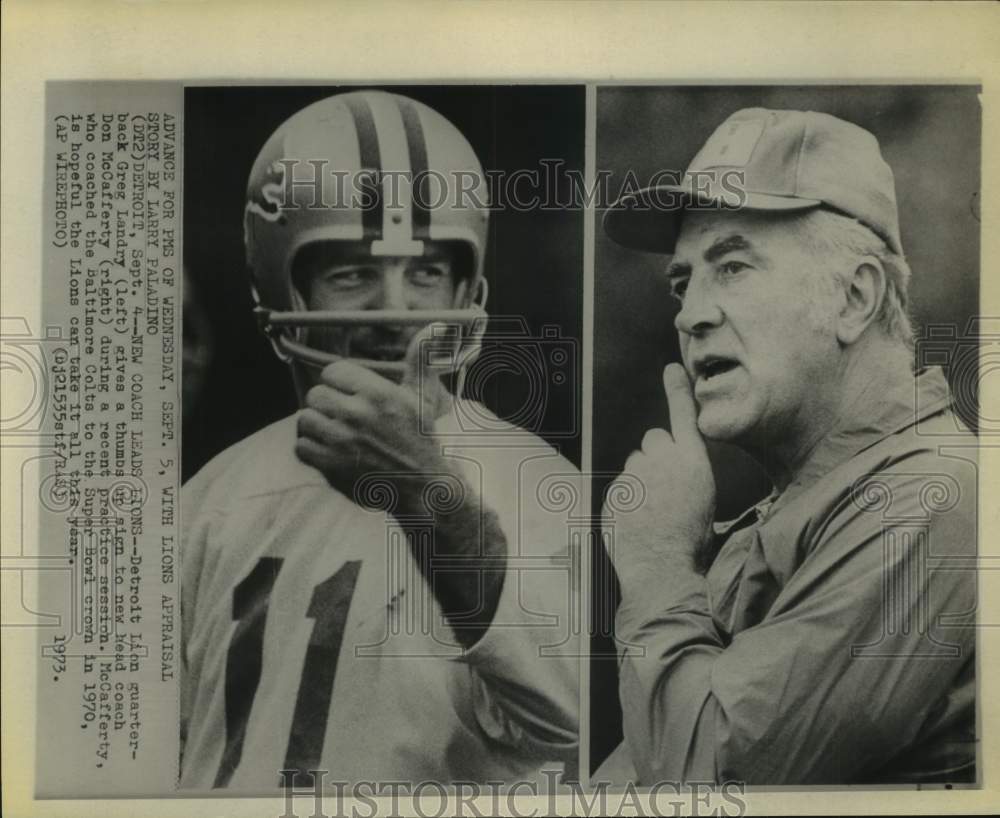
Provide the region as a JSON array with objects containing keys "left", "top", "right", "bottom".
[{"left": 836, "top": 256, "right": 886, "bottom": 346}]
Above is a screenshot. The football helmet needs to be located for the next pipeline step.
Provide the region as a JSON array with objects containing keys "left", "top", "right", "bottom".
[{"left": 245, "top": 90, "right": 490, "bottom": 380}]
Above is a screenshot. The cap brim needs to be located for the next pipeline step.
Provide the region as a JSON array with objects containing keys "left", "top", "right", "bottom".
[{"left": 602, "top": 184, "right": 823, "bottom": 254}]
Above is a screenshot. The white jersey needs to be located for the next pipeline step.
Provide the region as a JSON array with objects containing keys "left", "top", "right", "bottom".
[{"left": 180, "top": 400, "right": 579, "bottom": 791}]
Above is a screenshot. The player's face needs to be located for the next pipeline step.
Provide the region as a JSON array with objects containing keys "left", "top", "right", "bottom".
[
  {"left": 669, "top": 211, "right": 842, "bottom": 447},
  {"left": 295, "top": 241, "right": 461, "bottom": 363}
]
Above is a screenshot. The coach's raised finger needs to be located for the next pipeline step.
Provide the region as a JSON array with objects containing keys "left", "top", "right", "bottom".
[{"left": 663, "top": 363, "right": 700, "bottom": 444}]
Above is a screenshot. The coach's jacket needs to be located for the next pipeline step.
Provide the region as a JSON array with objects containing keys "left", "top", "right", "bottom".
[{"left": 612, "top": 365, "right": 976, "bottom": 784}]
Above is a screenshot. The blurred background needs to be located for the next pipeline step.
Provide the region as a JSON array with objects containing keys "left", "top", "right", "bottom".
[
  {"left": 183, "top": 85, "right": 585, "bottom": 479},
  {"left": 590, "top": 85, "right": 982, "bottom": 770}
]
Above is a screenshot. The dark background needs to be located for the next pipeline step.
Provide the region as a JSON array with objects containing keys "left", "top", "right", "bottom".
[
  {"left": 183, "top": 85, "right": 585, "bottom": 480},
  {"left": 590, "top": 85, "right": 982, "bottom": 771}
]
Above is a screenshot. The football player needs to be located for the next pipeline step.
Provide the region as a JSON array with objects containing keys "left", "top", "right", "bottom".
[{"left": 180, "top": 91, "right": 579, "bottom": 790}]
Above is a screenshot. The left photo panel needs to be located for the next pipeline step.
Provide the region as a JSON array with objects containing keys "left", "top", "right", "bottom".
[{"left": 33, "top": 82, "right": 586, "bottom": 797}]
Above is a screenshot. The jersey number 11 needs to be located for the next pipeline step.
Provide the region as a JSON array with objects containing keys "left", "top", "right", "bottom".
[{"left": 213, "top": 556, "right": 362, "bottom": 788}]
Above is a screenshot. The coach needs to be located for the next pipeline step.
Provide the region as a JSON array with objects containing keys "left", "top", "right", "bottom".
[{"left": 601, "top": 108, "right": 977, "bottom": 784}]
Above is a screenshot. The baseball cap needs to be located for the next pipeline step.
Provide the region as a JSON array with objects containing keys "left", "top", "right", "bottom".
[{"left": 602, "top": 107, "right": 903, "bottom": 255}]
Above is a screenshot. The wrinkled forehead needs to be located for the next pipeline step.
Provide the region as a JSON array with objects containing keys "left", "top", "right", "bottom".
[{"left": 672, "top": 209, "right": 799, "bottom": 263}]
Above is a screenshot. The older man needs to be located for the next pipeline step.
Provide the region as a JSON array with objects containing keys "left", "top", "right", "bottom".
[{"left": 601, "top": 108, "right": 977, "bottom": 784}]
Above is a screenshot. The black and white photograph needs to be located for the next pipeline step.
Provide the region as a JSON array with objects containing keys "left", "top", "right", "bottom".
[
  {"left": 181, "top": 85, "right": 585, "bottom": 792},
  {"left": 5, "top": 4, "right": 1000, "bottom": 814},
  {"left": 591, "top": 85, "right": 981, "bottom": 786}
]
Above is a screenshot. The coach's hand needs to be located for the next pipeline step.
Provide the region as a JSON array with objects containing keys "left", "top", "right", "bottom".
[
  {"left": 294, "top": 322, "right": 465, "bottom": 514},
  {"left": 603, "top": 363, "right": 716, "bottom": 585}
]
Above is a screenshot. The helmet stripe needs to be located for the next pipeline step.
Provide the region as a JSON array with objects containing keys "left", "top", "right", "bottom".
[
  {"left": 341, "top": 95, "right": 383, "bottom": 241},
  {"left": 368, "top": 93, "right": 421, "bottom": 254},
  {"left": 396, "top": 98, "right": 431, "bottom": 240}
]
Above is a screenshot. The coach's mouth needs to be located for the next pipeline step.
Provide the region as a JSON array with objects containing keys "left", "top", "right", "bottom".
[{"left": 692, "top": 355, "right": 741, "bottom": 383}]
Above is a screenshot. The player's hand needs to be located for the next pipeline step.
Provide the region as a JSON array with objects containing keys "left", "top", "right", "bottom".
[
  {"left": 294, "top": 322, "right": 467, "bottom": 514},
  {"left": 602, "top": 363, "right": 716, "bottom": 586}
]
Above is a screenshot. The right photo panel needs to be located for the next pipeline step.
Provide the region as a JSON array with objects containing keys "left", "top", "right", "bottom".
[{"left": 591, "top": 85, "right": 981, "bottom": 787}]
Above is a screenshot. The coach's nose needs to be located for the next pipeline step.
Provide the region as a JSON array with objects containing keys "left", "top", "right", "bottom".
[{"left": 674, "top": 273, "right": 724, "bottom": 336}]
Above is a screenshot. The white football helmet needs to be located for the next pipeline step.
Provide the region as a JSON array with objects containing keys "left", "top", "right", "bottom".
[{"left": 244, "top": 90, "right": 490, "bottom": 379}]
